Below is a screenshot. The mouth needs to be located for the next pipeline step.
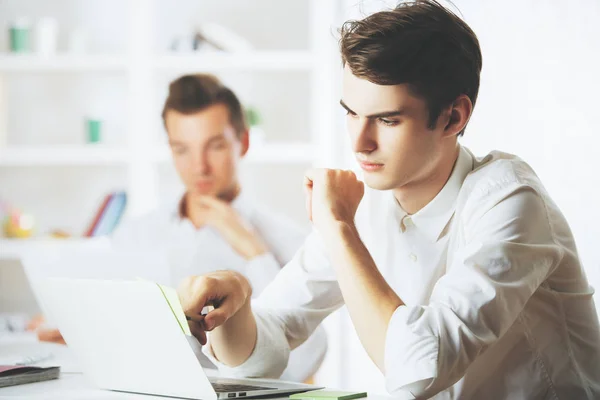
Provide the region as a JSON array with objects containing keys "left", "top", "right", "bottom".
[
  {"left": 358, "top": 161, "right": 384, "bottom": 172},
  {"left": 195, "top": 181, "right": 214, "bottom": 191}
]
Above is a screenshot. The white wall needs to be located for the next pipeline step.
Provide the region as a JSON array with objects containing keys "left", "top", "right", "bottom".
[{"left": 460, "top": 0, "right": 600, "bottom": 296}]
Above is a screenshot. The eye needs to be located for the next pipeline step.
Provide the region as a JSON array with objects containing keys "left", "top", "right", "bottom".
[
  {"left": 172, "top": 146, "right": 188, "bottom": 155},
  {"left": 378, "top": 118, "right": 399, "bottom": 127},
  {"left": 209, "top": 140, "right": 227, "bottom": 150}
]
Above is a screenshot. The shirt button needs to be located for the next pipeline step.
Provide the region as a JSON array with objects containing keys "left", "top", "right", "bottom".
[
  {"left": 404, "top": 217, "right": 413, "bottom": 227},
  {"left": 409, "top": 253, "right": 418, "bottom": 262}
]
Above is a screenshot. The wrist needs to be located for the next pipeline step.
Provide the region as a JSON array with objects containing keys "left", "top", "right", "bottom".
[
  {"left": 233, "top": 271, "right": 253, "bottom": 301},
  {"left": 320, "top": 219, "right": 360, "bottom": 253},
  {"left": 242, "top": 238, "right": 268, "bottom": 261},
  {"left": 321, "top": 218, "right": 358, "bottom": 239}
]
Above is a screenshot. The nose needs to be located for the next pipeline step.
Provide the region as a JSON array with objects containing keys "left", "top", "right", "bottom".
[
  {"left": 351, "top": 118, "right": 377, "bottom": 155},
  {"left": 191, "top": 148, "right": 211, "bottom": 175}
]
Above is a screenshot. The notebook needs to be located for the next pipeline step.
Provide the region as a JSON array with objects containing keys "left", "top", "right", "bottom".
[
  {"left": 0, "top": 365, "right": 60, "bottom": 388},
  {"left": 290, "top": 390, "right": 368, "bottom": 400}
]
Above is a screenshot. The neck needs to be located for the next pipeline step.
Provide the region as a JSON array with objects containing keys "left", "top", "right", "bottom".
[{"left": 393, "top": 144, "right": 459, "bottom": 215}]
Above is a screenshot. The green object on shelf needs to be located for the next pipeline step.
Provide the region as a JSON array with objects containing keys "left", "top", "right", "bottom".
[
  {"left": 246, "top": 106, "right": 262, "bottom": 127},
  {"left": 9, "top": 26, "right": 30, "bottom": 53},
  {"left": 86, "top": 119, "right": 102, "bottom": 143}
]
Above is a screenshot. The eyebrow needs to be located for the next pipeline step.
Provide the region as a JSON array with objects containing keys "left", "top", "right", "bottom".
[
  {"left": 339, "top": 100, "right": 406, "bottom": 119},
  {"left": 168, "top": 133, "right": 226, "bottom": 147}
]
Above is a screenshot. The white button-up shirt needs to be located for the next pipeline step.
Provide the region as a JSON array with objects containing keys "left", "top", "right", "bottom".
[
  {"left": 206, "top": 147, "right": 600, "bottom": 399},
  {"left": 111, "top": 192, "right": 328, "bottom": 382}
]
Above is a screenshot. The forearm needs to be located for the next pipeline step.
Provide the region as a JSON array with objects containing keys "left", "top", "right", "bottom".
[
  {"left": 239, "top": 234, "right": 268, "bottom": 260},
  {"left": 210, "top": 298, "right": 257, "bottom": 366},
  {"left": 324, "top": 221, "right": 404, "bottom": 370}
]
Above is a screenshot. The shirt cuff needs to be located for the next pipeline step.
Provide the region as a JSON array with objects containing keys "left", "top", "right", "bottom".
[
  {"left": 244, "top": 252, "right": 281, "bottom": 296},
  {"left": 384, "top": 305, "right": 439, "bottom": 396},
  {"left": 202, "top": 307, "right": 290, "bottom": 379}
]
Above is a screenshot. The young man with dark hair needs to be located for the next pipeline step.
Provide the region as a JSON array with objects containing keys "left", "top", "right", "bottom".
[
  {"left": 31, "top": 73, "right": 327, "bottom": 383},
  {"left": 178, "top": 1, "right": 600, "bottom": 398}
]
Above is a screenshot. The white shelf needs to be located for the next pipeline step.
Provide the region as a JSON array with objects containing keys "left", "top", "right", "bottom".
[
  {"left": 0, "top": 146, "right": 130, "bottom": 166},
  {"left": 0, "top": 144, "right": 315, "bottom": 166},
  {"left": 0, "top": 54, "right": 128, "bottom": 72},
  {"left": 152, "top": 142, "right": 315, "bottom": 164},
  {"left": 0, "top": 52, "right": 316, "bottom": 73},
  {"left": 0, "top": 237, "right": 110, "bottom": 260},
  {"left": 153, "top": 51, "right": 316, "bottom": 72}
]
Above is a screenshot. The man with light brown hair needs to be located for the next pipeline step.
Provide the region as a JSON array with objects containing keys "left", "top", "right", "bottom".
[
  {"left": 30, "top": 73, "right": 327, "bottom": 383},
  {"left": 177, "top": 1, "right": 600, "bottom": 398}
]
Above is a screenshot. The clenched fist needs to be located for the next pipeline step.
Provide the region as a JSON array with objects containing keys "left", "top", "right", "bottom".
[{"left": 304, "top": 168, "right": 365, "bottom": 233}]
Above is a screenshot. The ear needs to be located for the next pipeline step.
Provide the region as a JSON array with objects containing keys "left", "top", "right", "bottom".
[
  {"left": 239, "top": 130, "right": 250, "bottom": 157},
  {"left": 442, "top": 94, "right": 473, "bottom": 138}
]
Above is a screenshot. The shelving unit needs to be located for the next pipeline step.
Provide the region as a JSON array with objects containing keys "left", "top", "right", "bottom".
[
  {"left": 0, "top": 0, "right": 340, "bottom": 236},
  {"left": 0, "top": 146, "right": 130, "bottom": 166},
  {"left": 0, "top": 0, "right": 341, "bottom": 225},
  {"left": 153, "top": 51, "right": 316, "bottom": 72},
  {"left": 0, "top": 54, "right": 128, "bottom": 72}
]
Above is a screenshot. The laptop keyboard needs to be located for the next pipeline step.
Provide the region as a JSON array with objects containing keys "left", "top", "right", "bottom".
[{"left": 211, "top": 382, "right": 274, "bottom": 393}]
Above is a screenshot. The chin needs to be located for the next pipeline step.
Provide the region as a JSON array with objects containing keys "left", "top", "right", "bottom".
[
  {"left": 190, "top": 187, "right": 217, "bottom": 197},
  {"left": 363, "top": 175, "right": 395, "bottom": 191}
]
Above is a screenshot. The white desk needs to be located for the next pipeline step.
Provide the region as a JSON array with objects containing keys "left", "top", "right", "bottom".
[
  {"left": 0, "top": 335, "right": 195, "bottom": 399},
  {"left": 0, "top": 371, "right": 391, "bottom": 400},
  {"left": 0, "top": 238, "right": 110, "bottom": 261},
  {"left": 0, "top": 336, "right": 390, "bottom": 400},
  {"left": 0, "top": 372, "right": 156, "bottom": 399}
]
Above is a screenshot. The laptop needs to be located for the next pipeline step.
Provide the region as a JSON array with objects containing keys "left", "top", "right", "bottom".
[{"left": 36, "top": 277, "right": 321, "bottom": 399}]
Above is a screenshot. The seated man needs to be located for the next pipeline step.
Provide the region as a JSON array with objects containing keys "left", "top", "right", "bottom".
[
  {"left": 177, "top": 2, "right": 600, "bottom": 399},
  {"left": 30, "top": 74, "right": 327, "bottom": 382}
]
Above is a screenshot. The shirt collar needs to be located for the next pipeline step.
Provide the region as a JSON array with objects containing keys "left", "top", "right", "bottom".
[{"left": 394, "top": 145, "right": 474, "bottom": 242}]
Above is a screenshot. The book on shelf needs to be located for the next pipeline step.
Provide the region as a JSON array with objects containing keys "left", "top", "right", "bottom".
[{"left": 84, "top": 191, "right": 127, "bottom": 237}]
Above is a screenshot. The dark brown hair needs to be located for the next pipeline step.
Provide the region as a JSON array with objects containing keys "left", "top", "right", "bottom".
[
  {"left": 340, "top": 0, "right": 482, "bottom": 135},
  {"left": 162, "top": 74, "right": 247, "bottom": 136}
]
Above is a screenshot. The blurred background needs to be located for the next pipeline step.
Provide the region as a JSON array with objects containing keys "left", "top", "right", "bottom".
[{"left": 0, "top": 0, "right": 598, "bottom": 394}]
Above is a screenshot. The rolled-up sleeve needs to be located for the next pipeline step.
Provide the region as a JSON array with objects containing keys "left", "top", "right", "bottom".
[
  {"left": 384, "top": 186, "right": 564, "bottom": 397},
  {"left": 203, "top": 307, "right": 291, "bottom": 378},
  {"left": 204, "top": 231, "right": 344, "bottom": 378}
]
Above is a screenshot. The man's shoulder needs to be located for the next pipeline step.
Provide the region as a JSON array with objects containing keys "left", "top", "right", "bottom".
[
  {"left": 463, "top": 150, "right": 544, "bottom": 198},
  {"left": 111, "top": 204, "right": 177, "bottom": 247},
  {"left": 122, "top": 207, "right": 174, "bottom": 231},
  {"left": 457, "top": 149, "right": 549, "bottom": 220}
]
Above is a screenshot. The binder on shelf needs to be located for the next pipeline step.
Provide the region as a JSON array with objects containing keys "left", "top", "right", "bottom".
[
  {"left": 85, "top": 191, "right": 127, "bottom": 237},
  {"left": 83, "top": 194, "right": 111, "bottom": 237}
]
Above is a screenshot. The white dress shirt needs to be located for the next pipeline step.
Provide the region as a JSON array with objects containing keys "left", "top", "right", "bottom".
[
  {"left": 111, "top": 191, "right": 328, "bottom": 382},
  {"left": 205, "top": 146, "right": 600, "bottom": 399}
]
